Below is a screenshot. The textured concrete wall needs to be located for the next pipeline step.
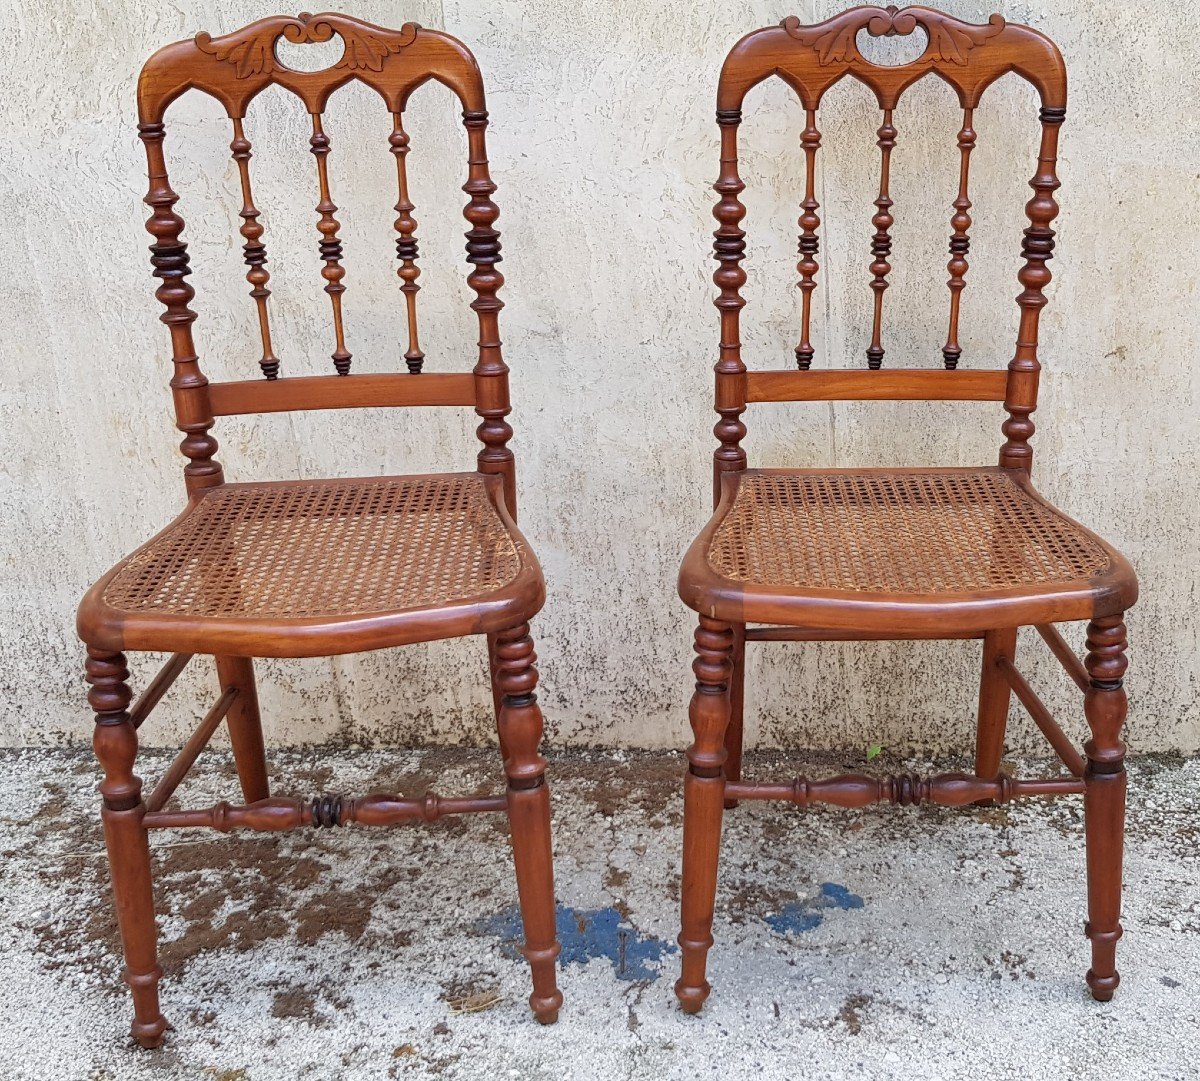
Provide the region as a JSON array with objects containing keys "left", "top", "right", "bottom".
[{"left": 2, "top": 0, "right": 1197, "bottom": 753}]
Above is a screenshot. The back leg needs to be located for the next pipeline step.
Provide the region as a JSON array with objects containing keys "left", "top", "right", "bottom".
[
  {"left": 975, "top": 627, "right": 1017, "bottom": 780},
  {"left": 215, "top": 656, "right": 269, "bottom": 803}
]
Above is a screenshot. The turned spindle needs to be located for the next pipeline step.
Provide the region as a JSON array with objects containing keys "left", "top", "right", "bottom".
[
  {"left": 712, "top": 108, "right": 748, "bottom": 504},
  {"left": 462, "top": 109, "right": 516, "bottom": 516},
  {"left": 866, "top": 110, "right": 897, "bottom": 370},
  {"left": 139, "top": 121, "right": 222, "bottom": 493},
  {"left": 794, "top": 109, "right": 822, "bottom": 370},
  {"left": 229, "top": 118, "right": 280, "bottom": 379},
  {"left": 1001, "top": 107, "right": 1063, "bottom": 471},
  {"left": 390, "top": 112, "right": 425, "bottom": 374},
  {"left": 942, "top": 109, "right": 976, "bottom": 370},
  {"left": 309, "top": 113, "right": 351, "bottom": 375}
]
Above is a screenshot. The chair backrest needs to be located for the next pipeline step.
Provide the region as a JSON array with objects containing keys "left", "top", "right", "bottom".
[
  {"left": 137, "top": 12, "right": 518, "bottom": 515},
  {"left": 709, "top": 5, "right": 1067, "bottom": 499}
]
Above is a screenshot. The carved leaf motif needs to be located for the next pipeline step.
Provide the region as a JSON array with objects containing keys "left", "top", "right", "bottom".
[
  {"left": 812, "top": 26, "right": 857, "bottom": 65},
  {"left": 335, "top": 25, "right": 418, "bottom": 71},
  {"left": 926, "top": 18, "right": 1005, "bottom": 65},
  {"left": 196, "top": 27, "right": 283, "bottom": 79},
  {"left": 781, "top": 9, "right": 1007, "bottom": 68},
  {"left": 196, "top": 17, "right": 418, "bottom": 80},
  {"left": 785, "top": 22, "right": 860, "bottom": 65}
]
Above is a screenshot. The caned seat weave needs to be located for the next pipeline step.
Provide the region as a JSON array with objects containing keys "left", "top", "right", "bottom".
[
  {"left": 707, "top": 469, "right": 1112, "bottom": 595},
  {"left": 101, "top": 474, "right": 524, "bottom": 620}
]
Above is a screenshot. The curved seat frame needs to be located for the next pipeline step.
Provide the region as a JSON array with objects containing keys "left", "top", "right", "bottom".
[
  {"left": 77, "top": 13, "right": 562, "bottom": 1048},
  {"left": 79, "top": 473, "right": 545, "bottom": 658},
  {"left": 681, "top": 467, "right": 1136, "bottom": 636},
  {"left": 675, "top": 6, "right": 1134, "bottom": 1015}
]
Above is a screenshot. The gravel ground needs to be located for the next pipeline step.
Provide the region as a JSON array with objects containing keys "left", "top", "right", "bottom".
[{"left": 1, "top": 746, "right": 1197, "bottom": 1080}]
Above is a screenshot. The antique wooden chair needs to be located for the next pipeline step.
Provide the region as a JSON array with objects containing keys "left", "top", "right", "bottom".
[
  {"left": 676, "top": 6, "right": 1136, "bottom": 1011},
  {"left": 76, "top": 13, "right": 562, "bottom": 1047}
]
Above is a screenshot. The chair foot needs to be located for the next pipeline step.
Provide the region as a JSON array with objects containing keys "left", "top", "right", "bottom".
[
  {"left": 520, "top": 940, "right": 563, "bottom": 1023},
  {"left": 529, "top": 989, "right": 561, "bottom": 1025},
  {"left": 674, "top": 973, "right": 711, "bottom": 1014},
  {"left": 1086, "top": 967, "right": 1119, "bottom": 1002},
  {"left": 130, "top": 1004, "right": 170, "bottom": 1049}
]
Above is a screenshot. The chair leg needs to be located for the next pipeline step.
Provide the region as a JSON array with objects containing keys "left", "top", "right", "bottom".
[
  {"left": 87, "top": 648, "right": 169, "bottom": 1049},
  {"left": 723, "top": 623, "right": 745, "bottom": 810},
  {"left": 975, "top": 627, "right": 1017, "bottom": 781},
  {"left": 214, "top": 656, "right": 269, "bottom": 803},
  {"left": 1083, "top": 615, "right": 1128, "bottom": 1001},
  {"left": 493, "top": 622, "right": 563, "bottom": 1024},
  {"left": 676, "top": 616, "right": 733, "bottom": 1014}
]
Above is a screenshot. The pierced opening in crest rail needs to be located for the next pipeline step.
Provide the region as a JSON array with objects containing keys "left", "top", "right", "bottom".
[{"left": 273, "top": 31, "right": 346, "bottom": 72}]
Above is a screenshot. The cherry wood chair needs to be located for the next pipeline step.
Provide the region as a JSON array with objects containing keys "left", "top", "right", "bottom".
[
  {"left": 676, "top": 6, "right": 1136, "bottom": 1012},
  {"left": 76, "top": 12, "right": 562, "bottom": 1047}
]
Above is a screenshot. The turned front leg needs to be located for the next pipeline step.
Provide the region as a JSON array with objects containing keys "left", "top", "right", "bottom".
[
  {"left": 1083, "top": 616, "right": 1128, "bottom": 1001},
  {"left": 88, "top": 648, "right": 168, "bottom": 1048},
  {"left": 494, "top": 622, "right": 563, "bottom": 1024},
  {"left": 676, "top": 616, "right": 734, "bottom": 1013}
]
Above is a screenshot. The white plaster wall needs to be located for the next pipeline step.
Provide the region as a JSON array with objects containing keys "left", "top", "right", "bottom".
[{"left": 1, "top": 0, "right": 1196, "bottom": 754}]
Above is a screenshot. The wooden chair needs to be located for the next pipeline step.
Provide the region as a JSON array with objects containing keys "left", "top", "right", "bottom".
[
  {"left": 76, "top": 12, "right": 562, "bottom": 1047},
  {"left": 675, "top": 6, "right": 1136, "bottom": 1012}
]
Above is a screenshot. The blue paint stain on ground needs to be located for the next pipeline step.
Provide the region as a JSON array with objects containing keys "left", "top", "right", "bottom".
[
  {"left": 481, "top": 904, "right": 674, "bottom": 980},
  {"left": 764, "top": 882, "right": 864, "bottom": 936}
]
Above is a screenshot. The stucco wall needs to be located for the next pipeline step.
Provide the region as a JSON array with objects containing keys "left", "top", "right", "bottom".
[{"left": 2, "top": 0, "right": 1196, "bottom": 753}]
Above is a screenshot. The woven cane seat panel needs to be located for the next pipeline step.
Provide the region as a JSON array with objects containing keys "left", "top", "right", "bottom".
[
  {"left": 102, "top": 476, "right": 522, "bottom": 619},
  {"left": 708, "top": 471, "right": 1111, "bottom": 595}
]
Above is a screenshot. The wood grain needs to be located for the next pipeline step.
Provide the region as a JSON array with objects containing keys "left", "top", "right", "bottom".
[
  {"left": 745, "top": 369, "right": 1008, "bottom": 402},
  {"left": 208, "top": 372, "right": 476, "bottom": 415}
]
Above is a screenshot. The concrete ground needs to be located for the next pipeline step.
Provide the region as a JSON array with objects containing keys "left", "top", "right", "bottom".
[{"left": 2, "top": 746, "right": 1198, "bottom": 1081}]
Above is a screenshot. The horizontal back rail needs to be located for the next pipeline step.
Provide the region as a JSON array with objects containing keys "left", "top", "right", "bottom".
[
  {"left": 745, "top": 368, "right": 1008, "bottom": 403},
  {"left": 208, "top": 372, "right": 476, "bottom": 416}
]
